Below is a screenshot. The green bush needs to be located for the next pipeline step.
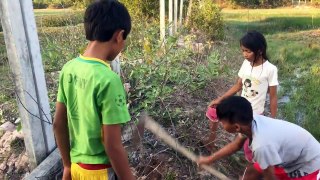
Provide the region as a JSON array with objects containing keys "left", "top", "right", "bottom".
[
  {"left": 37, "top": 25, "right": 86, "bottom": 72},
  {"left": 120, "top": 0, "right": 159, "bottom": 19},
  {"left": 121, "top": 19, "right": 221, "bottom": 122},
  {"left": 312, "top": 0, "right": 320, "bottom": 5},
  {"left": 122, "top": 44, "right": 221, "bottom": 123},
  {"left": 72, "top": 0, "right": 95, "bottom": 9},
  {"left": 33, "top": 2, "right": 49, "bottom": 9},
  {"left": 33, "top": 0, "right": 92, "bottom": 9},
  {"left": 189, "top": 0, "right": 224, "bottom": 40},
  {"left": 36, "top": 13, "right": 83, "bottom": 28},
  {"left": 33, "top": 0, "right": 74, "bottom": 9},
  {"left": 215, "top": 0, "right": 292, "bottom": 8}
]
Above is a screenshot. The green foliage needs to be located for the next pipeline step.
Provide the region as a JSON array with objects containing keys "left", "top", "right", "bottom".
[
  {"left": 216, "top": 0, "right": 292, "bottom": 8},
  {"left": 72, "top": 0, "right": 95, "bottom": 9},
  {"left": 164, "top": 171, "right": 176, "bottom": 180},
  {"left": 121, "top": 19, "right": 221, "bottom": 123},
  {"left": 33, "top": 2, "right": 49, "bottom": 9},
  {"left": 233, "top": 0, "right": 290, "bottom": 7},
  {"left": 38, "top": 25, "right": 86, "bottom": 72},
  {"left": 33, "top": 0, "right": 74, "bottom": 9},
  {"left": 188, "top": 0, "right": 224, "bottom": 40},
  {"left": 33, "top": 0, "right": 93, "bottom": 9},
  {"left": 120, "top": 0, "right": 159, "bottom": 19}
]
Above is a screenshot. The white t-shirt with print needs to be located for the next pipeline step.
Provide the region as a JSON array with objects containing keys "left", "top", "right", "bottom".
[
  {"left": 238, "top": 60, "right": 278, "bottom": 114},
  {"left": 250, "top": 115, "right": 320, "bottom": 178}
]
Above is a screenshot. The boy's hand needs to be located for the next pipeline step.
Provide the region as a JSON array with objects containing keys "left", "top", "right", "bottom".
[
  {"left": 197, "top": 155, "right": 214, "bottom": 166},
  {"left": 208, "top": 98, "right": 222, "bottom": 108},
  {"left": 62, "top": 166, "right": 71, "bottom": 180}
]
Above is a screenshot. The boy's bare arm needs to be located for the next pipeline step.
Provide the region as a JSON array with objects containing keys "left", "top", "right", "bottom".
[
  {"left": 198, "top": 134, "right": 246, "bottom": 165},
  {"left": 53, "top": 102, "right": 71, "bottom": 168},
  {"left": 269, "top": 86, "right": 277, "bottom": 118},
  {"left": 103, "top": 124, "right": 135, "bottom": 180}
]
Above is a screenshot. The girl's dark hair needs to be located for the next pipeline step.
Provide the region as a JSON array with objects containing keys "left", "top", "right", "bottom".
[
  {"left": 240, "top": 30, "right": 268, "bottom": 65},
  {"left": 216, "top": 96, "right": 253, "bottom": 125},
  {"left": 84, "top": 0, "right": 131, "bottom": 42}
]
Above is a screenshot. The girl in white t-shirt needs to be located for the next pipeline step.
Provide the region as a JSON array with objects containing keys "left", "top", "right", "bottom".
[{"left": 204, "top": 31, "right": 278, "bottom": 152}]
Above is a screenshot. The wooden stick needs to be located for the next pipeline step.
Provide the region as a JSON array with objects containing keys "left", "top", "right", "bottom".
[{"left": 140, "top": 114, "right": 230, "bottom": 180}]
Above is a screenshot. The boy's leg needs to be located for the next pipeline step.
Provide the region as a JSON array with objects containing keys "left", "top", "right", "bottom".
[{"left": 203, "top": 121, "right": 218, "bottom": 151}]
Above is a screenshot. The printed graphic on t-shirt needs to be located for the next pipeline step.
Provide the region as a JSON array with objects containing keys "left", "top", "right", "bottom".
[
  {"left": 288, "top": 169, "right": 310, "bottom": 178},
  {"left": 243, "top": 77, "right": 260, "bottom": 98},
  {"left": 115, "top": 94, "right": 126, "bottom": 107}
]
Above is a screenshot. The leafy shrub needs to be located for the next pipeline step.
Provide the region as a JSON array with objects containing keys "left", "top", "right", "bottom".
[
  {"left": 121, "top": 19, "right": 221, "bottom": 122},
  {"left": 216, "top": 0, "right": 292, "bottom": 8},
  {"left": 72, "top": 0, "right": 95, "bottom": 9},
  {"left": 312, "top": 0, "right": 320, "bottom": 5},
  {"left": 188, "top": 0, "right": 224, "bottom": 40},
  {"left": 33, "top": 2, "right": 49, "bottom": 9},
  {"left": 37, "top": 25, "right": 86, "bottom": 72},
  {"left": 120, "top": 0, "right": 159, "bottom": 19},
  {"left": 33, "top": 0, "right": 74, "bottom": 9}
]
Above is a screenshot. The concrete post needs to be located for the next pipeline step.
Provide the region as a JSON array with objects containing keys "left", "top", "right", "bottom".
[
  {"left": 0, "top": 0, "right": 55, "bottom": 169},
  {"left": 174, "top": 0, "right": 178, "bottom": 33},
  {"left": 160, "top": 0, "right": 165, "bottom": 45},
  {"left": 169, "top": 0, "right": 173, "bottom": 36},
  {"left": 179, "top": 0, "right": 184, "bottom": 26}
]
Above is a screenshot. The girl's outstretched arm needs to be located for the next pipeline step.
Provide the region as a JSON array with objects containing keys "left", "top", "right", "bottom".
[
  {"left": 209, "top": 78, "right": 243, "bottom": 107},
  {"left": 269, "top": 86, "right": 277, "bottom": 118}
]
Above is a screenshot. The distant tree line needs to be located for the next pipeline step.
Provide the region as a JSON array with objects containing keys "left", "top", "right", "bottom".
[{"left": 214, "top": 0, "right": 320, "bottom": 7}]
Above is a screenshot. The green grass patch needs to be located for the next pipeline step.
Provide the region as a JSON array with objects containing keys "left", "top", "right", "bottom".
[
  {"left": 34, "top": 9, "right": 76, "bottom": 16},
  {"left": 223, "top": 8, "right": 320, "bottom": 35}
]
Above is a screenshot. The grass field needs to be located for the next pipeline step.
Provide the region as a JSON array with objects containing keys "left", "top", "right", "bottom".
[
  {"left": 222, "top": 8, "right": 320, "bottom": 140},
  {"left": 34, "top": 9, "right": 76, "bottom": 16}
]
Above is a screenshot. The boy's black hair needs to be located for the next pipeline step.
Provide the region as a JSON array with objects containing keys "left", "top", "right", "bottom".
[
  {"left": 240, "top": 30, "right": 268, "bottom": 65},
  {"left": 84, "top": 0, "right": 131, "bottom": 42},
  {"left": 216, "top": 96, "right": 253, "bottom": 125}
]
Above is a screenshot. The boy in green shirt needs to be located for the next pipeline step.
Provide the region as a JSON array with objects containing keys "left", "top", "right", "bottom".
[{"left": 53, "top": 1, "right": 135, "bottom": 179}]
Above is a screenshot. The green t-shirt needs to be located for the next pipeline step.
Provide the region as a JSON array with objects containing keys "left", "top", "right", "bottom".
[{"left": 57, "top": 55, "right": 130, "bottom": 164}]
